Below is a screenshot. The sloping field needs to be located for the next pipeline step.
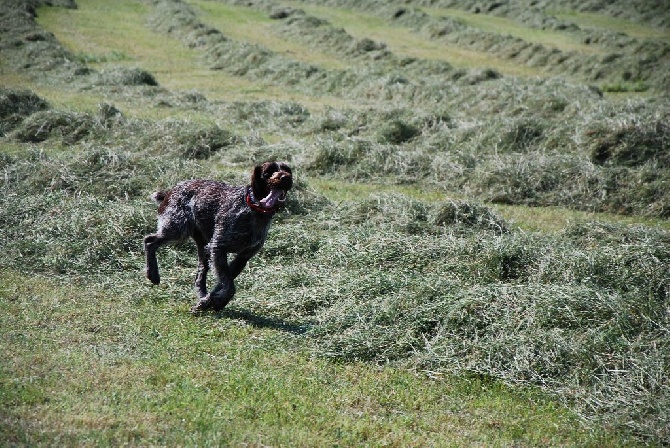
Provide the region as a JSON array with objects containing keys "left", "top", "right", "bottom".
[{"left": 1, "top": 0, "right": 669, "bottom": 445}]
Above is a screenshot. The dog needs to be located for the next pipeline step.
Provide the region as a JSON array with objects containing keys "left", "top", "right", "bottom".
[{"left": 144, "top": 162, "right": 293, "bottom": 313}]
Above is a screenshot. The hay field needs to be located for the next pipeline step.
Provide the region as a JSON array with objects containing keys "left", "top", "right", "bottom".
[{"left": 1, "top": 0, "right": 669, "bottom": 445}]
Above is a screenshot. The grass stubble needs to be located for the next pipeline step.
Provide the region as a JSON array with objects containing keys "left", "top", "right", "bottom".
[{"left": 1, "top": 0, "right": 669, "bottom": 445}]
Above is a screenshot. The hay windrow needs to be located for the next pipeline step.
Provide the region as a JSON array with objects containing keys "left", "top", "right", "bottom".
[
  {"left": 276, "top": 0, "right": 669, "bottom": 91},
  {"left": 0, "top": 87, "right": 50, "bottom": 135},
  {"left": 0, "top": 0, "right": 88, "bottom": 80},
  {"left": 93, "top": 67, "right": 159, "bottom": 86},
  {"left": 587, "top": 118, "right": 670, "bottom": 168},
  {"left": 148, "top": 0, "right": 500, "bottom": 104}
]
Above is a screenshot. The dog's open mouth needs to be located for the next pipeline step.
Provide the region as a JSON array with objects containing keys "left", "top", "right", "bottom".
[{"left": 259, "top": 189, "right": 287, "bottom": 209}]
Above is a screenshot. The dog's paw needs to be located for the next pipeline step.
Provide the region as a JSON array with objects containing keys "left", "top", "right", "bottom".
[
  {"left": 145, "top": 267, "right": 160, "bottom": 285},
  {"left": 191, "top": 297, "right": 212, "bottom": 314}
]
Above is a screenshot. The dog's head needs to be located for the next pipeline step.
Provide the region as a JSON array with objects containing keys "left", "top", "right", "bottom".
[{"left": 251, "top": 161, "right": 293, "bottom": 210}]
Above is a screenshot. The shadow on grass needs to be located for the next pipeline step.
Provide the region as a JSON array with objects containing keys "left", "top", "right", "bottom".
[{"left": 217, "top": 307, "right": 310, "bottom": 335}]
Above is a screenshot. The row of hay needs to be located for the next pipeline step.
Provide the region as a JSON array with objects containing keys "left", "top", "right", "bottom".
[
  {"left": 0, "top": 0, "right": 161, "bottom": 90},
  {"left": 278, "top": 0, "right": 669, "bottom": 91},
  {"left": 3, "top": 81, "right": 670, "bottom": 217},
  {"left": 0, "top": 91, "right": 238, "bottom": 160},
  {"left": 245, "top": 0, "right": 457, "bottom": 82},
  {"left": 150, "top": 0, "right": 504, "bottom": 103},
  {"left": 0, "top": 0, "right": 86, "bottom": 80},
  {"left": 306, "top": 0, "right": 670, "bottom": 41},
  {"left": 530, "top": 0, "right": 670, "bottom": 28},
  {"left": 417, "top": 0, "right": 670, "bottom": 33}
]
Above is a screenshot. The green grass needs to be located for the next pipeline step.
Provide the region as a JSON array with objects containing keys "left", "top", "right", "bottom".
[
  {"left": 601, "top": 81, "right": 650, "bottom": 93},
  {"left": 0, "top": 270, "right": 624, "bottom": 446},
  {"left": 490, "top": 203, "right": 670, "bottom": 233},
  {"left": 285, "top": 1, "right": 545, "bottom": 77},
  {"left": 424, "top": 6, "right": 603, "bottom": 55},
  {"left": 74, "top": 49, "right": 131, "bottom": 64},
  {"left": 310, "top": 177, "right": 670, "bottom": 233},
  {"left": 549, "top": 9, "right": 670, "bottom": 43},
  {"left": 27, "top": 0, "right": 362, "bottom": 115},
  {"left": 34, "top": 0, "right": 306, "bottom": 104},
  {"left": 2, "top": 0, "right": 670, "bottom": 445},
  {"left": 190, "top": 0, "right": 350, "bottom": 71}
]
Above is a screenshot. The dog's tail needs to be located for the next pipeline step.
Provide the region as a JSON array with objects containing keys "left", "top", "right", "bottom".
[{"left": 149, "top": 190, "right": 168, "bottom": 205}]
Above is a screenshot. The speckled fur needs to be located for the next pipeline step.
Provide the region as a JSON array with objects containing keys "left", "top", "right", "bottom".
[{"left": 144, "top": 162, "right": 293, "bottom": 313}]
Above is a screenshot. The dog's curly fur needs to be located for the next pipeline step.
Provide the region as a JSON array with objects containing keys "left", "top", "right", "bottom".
[{"left": 144, "top": 162, "right": 293, "bottom": 313}]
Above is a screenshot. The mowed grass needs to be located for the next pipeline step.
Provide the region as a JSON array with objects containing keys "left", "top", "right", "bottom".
[
  {"left": 189, "top": 0, "right": 350, "bottom": 71},
  {"left": 0, "top": 271, "right": 623, "bottom": 446},
  {"left": 549, "top": 9, "right": 670, "bottom": 43},
  {"left": 423, "top": 7, "right": 604, "bottom": 55},
  {"left": 492, "top": 203, "right": 670, "bottom": 233},
  {"left": 307, "top": 177, "right": 670, "bottom": 233},
  {"left": 33, "top": 0, "right": 309, "bottom": 105},
  {"left": 2, "top": 0, "right": 667, "bottom": 445},
  {"left": 0, "top": 68, "right": 208, "bottom": 121},
  {"left": 311, "top": 177, "right": 670, "bottom": 233},
  {"left": 284, "top": 1, "right": 545, "bottom": 77}
]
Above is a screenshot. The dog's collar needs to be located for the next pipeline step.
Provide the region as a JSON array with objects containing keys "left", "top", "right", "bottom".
[{"left": 246, "top": 187, "right": 277, "bottom": 216}]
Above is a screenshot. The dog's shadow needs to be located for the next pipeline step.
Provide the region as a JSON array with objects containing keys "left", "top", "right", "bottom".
[{"left": 215, "top": 307, "right": 309, "bottom": 335}]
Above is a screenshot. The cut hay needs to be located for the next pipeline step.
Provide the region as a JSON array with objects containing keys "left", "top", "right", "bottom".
[{"left": 0, "top": 87, "right": 50, "bottom": 135}]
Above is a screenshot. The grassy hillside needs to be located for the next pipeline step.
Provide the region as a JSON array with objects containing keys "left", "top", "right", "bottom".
[{"left": 1, "top": 0, "right": 668, "bottom": 445}]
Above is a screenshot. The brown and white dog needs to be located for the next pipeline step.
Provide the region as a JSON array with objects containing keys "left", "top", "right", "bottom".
[{"left": 144, "top": 162, "right": 293, "bottom": 313}]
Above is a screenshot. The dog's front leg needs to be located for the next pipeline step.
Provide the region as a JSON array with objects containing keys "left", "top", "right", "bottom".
[
  {"left": 191, "top": 247, "right": 235, "bottom": 313},
  {"left": 228, "top": 246, "right": 262, "bottom": 279}
]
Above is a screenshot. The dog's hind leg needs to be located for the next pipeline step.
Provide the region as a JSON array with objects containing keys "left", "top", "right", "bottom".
[
  {"left": 144, "top": 218, "right": 188, "bottom": 285},
  {"left": 144, "top": 233, "right": 167, "bottom": 285}
]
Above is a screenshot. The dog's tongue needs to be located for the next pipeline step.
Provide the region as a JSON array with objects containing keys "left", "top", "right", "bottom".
[{"left": 260, "top": 189, "right": 284, "bottom": 209}]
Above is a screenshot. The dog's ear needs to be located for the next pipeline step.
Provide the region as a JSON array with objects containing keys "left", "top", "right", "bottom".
[
  {"left": 251, "top": 164, "right": 268, "bottom": 198},
  {"left": 252, "top": 164, "right": 262, "bottom": 183}
]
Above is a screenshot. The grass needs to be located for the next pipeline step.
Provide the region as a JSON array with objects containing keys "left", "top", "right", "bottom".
[
  {"left": 309, "top": 176, "right": 448, "bottom": 202},
  {"left": 190, "top": 0, "right": 350, "bottom": 71},
  {"left": 0, "top": 270, "right": 624, "bottom": 447},
  {"left": 601, "top": 81, "right": 650, "bottom": 93},
  {"left": 36, "top": 0, "right": 155, "bottom": 69},
  {"left": 2, "top": 0, "right": 670, "bottom": 445},
  {"left": 285, "top": 1, "right": 545, "bottom": 77},
  {"left": 549, "top": 9, "right": 670, "bottom": 43},
  {"left": 34, "top": 0, "right": 310, "bottom": 104},
  {"left": 490, "top": 203, "right": 670, "bottom": 233},
  {"left": 310, "top": 177, "right": 670, "bottom": 233},
  {"left": 424, "top": 6, "right": 603, "bottom": 55}
]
